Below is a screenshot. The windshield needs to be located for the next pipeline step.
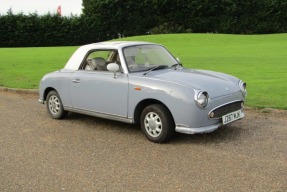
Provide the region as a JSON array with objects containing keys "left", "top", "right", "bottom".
[{"left": 123, "top": 44, "right": 178, "bottom": 72}]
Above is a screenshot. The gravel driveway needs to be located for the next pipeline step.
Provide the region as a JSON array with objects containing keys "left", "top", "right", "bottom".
[{"left": 0, "top": 90, "right": 286, "bottom": 191}]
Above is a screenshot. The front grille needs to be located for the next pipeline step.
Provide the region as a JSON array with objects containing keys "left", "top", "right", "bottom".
[{"left": 209, "top": 101, "right": 243, "bottom": 119}]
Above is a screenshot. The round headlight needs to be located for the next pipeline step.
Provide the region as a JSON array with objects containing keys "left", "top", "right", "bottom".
[
  {"left": 194, "top": 91, "right": 210, "bottom": 109},
  {"left": 239, "top": 80, "right": 247, "bottom": 97}
]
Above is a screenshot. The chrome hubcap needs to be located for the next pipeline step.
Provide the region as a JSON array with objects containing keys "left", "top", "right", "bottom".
[
  {"left": 48, "top": 95, "right": 60, "bottom": 114},
  {"left": 144, "top": 112, "right": 162, "bottom": 137}
]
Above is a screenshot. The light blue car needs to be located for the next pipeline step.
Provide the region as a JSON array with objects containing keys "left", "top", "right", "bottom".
[{"left": 39, "top": 41, "right": 247, "bottom": 143}]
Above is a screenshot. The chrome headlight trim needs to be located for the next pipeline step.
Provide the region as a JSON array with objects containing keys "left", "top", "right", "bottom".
[
  {"left": 239, "top": 80, "right": 247, "bottom": 97},
  {"left": 194, "top": 90, "right": 210, "bottom": 109}
]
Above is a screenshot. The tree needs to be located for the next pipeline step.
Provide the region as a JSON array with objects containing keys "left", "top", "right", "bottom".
[{"left": 82, "top": 0, "right": 157, "bottom": 38}]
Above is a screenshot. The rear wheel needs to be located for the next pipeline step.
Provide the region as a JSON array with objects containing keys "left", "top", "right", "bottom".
[
  {"left": 140, "top": 104, "right": 175, "bottom": 143},
  {"left": 46, "top": 90, "right": 67, "bottom": 119}
]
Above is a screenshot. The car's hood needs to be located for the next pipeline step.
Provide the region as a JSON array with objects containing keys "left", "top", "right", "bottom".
[{"left": 140, "top": 68, "right": 240, "bottom": 98}]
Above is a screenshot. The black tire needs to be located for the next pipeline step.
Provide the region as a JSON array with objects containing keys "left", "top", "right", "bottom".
[
  {"left": 46, "top": 90, "right": 68, "bottom": 119},
  {"left": 140, "top": 104, "right": 175, "bottom": 143}
]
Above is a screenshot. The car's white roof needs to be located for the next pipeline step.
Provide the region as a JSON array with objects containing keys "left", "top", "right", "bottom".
[
  {"left": 64, "top": 41, "right": 157, "bottom": 70},
  {"left": 82, "top": 41, "right": 156, "bottom": 49}
]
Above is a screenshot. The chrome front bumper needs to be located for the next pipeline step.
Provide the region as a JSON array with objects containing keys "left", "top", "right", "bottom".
[
  {"left": 38, "top": 99, "right": 44, "bottom": 104},
  {"left": 175, "top": 123, "right": 222, "bottom": 134},
  {"left": 175, "top": 111, "right": 245, "bottom": 134}
]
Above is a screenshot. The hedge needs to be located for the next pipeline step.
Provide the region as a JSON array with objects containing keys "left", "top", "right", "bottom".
[{"left": 0, "top": 0, "right": 286, "bottom": 47}]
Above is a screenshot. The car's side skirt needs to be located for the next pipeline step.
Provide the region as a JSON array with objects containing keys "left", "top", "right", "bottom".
[{"left": 64, "top": 106, "right": 133, "bottom": 124}]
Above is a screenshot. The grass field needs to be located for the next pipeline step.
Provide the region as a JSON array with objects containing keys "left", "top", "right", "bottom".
[
  {"left": 0, "top": 33, "right": 286, "bottom": 109},
  {"left": 0, "top": 46, "right": 78, "bottom": 89}
]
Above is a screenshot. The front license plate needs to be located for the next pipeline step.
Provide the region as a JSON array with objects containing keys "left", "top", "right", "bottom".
[{"left": 222, "top": 110, "right": 243, "bottom": 125}]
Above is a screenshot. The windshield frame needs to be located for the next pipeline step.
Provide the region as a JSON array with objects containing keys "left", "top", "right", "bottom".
[{"left": 122, "top": 44, "right": 179, "bottom": 73}]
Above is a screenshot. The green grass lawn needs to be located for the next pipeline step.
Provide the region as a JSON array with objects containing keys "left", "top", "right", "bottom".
[
  {"left": 0, "top": 46, "right": 78, "bottom": 89},
  {"left": 0, "top": 33, "right": 286, "bottom": 109}
]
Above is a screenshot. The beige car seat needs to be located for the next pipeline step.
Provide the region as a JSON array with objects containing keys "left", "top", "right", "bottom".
[{"left": 85, "top": 57, "right": 107, "bottom": 71}]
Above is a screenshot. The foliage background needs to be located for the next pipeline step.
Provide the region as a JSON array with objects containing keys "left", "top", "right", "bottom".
[{"left": 1, "top": 0, "right": 287, "bottom": 47}]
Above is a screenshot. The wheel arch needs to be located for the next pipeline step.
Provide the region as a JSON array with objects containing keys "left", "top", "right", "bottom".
[
  {"left": 133, "top": 99, "right": 174, "bottom": 124},
  {"left": 43, "top": 87, "right": 58, "bottom": 101}
]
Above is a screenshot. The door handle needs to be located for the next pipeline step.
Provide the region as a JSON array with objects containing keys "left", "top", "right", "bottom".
[{"left": 72, "top": 79, "right": 82, "bottom": 83}]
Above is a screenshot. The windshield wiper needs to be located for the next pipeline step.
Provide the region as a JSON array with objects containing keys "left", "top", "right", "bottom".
[
  {"left": 171, "top": 63, "right": 182, "bottom": 70},
  {"left": 143, "top": 65, "right": 168, "bottom": 75}
]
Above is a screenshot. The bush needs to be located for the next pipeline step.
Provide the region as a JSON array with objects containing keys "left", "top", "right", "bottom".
[{"left": 0, "top": 0, "right": 286, "bottom": 47}]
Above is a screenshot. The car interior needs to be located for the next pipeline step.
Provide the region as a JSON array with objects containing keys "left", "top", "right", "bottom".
[{"left": 83, "top": 50, "right": 122, "bottom": 72}]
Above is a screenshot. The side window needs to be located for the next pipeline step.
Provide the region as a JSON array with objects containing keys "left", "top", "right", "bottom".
[
  {"left": 107, "top": 51, "right": 121, "bottom": 65},
  {"left": 88, "top": 51, "right": 110, "bottom": 59},
  {"left": 83, "top": 50, "right": 121, "bottom": 72},
  {"left": 83, "top": 50, "right": 111, "bottom": 71}
]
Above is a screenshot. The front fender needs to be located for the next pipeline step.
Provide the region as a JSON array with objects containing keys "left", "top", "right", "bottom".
[
  {"left": 38, "top": 70, "right": 72, "bottom": 107},
  {"left": 128, "top": 76, "right": 197, "bottom": 126}
]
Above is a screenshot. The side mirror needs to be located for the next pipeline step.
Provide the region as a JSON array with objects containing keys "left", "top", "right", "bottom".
[{"left": 107, "top": 63, "right": 120, "bottom": 78}]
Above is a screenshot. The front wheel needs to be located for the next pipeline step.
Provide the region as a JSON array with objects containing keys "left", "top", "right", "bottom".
[
  {"left": 46, "top": 90, "right": 67, "bottom": 119},
  {"left": 140, "top": 104, "right": 175, "bottom": 143}
]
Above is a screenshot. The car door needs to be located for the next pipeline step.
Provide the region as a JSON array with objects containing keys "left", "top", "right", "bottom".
[
  {"left": 69, "top": 49, "right": 129, "bottom": 118},
  {"left": 69, "top": 70, "right": 129, "bottom": 118}
]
